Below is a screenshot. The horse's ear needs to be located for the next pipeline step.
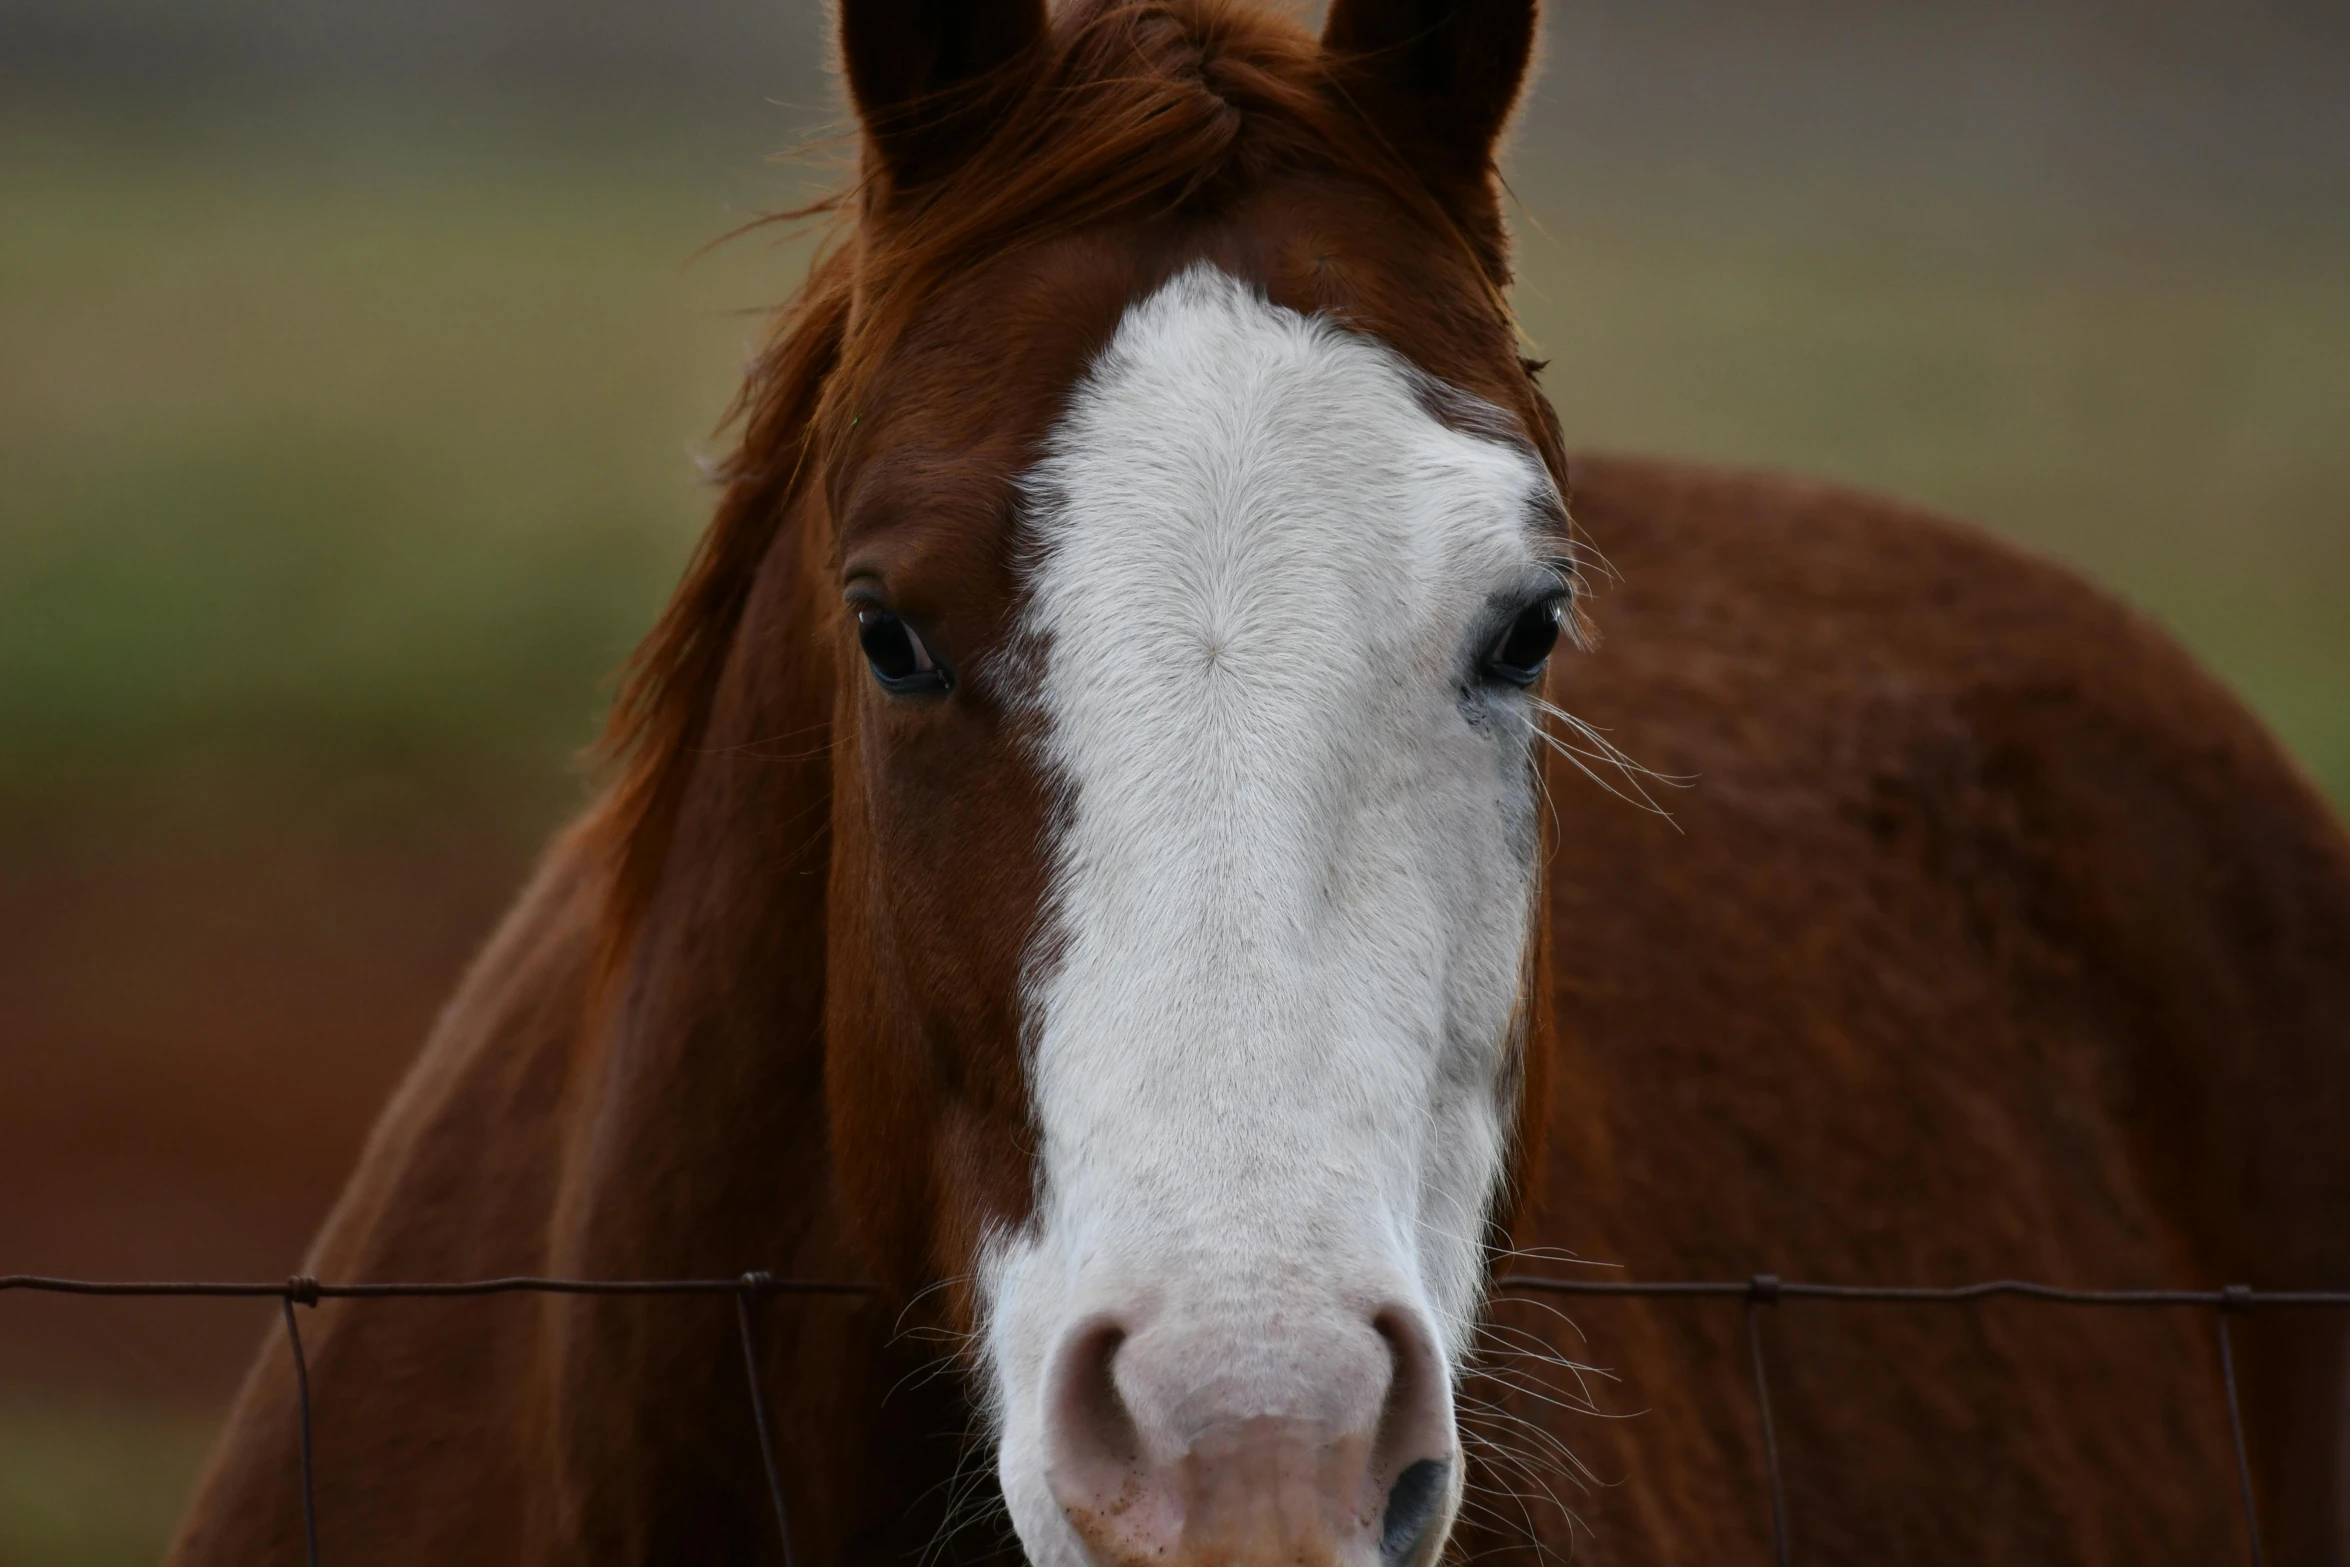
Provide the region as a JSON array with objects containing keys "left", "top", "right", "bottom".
[
  {"left": 838, "top": 0, "right": 1048, "bottom": 190},
  {"left": 1321, "top": 0, "right": 1539, "bottom": 170}
]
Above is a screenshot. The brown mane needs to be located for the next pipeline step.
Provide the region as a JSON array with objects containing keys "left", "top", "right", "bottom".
[{"left": 589, "top": 0, "right": 1548, "bottom": 974}]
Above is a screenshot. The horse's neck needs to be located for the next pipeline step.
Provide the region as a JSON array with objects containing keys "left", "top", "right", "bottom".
[{"left": 552, "top": 537, "right": 844, "bottom": 1283}]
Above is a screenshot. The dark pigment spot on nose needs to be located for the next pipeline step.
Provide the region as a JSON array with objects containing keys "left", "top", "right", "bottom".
[{"left": 1380, "top": 1457, "right": 1448, "bottom": 1565}]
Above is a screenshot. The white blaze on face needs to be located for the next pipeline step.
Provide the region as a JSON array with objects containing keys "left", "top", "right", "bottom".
[{"left": 986, "top": 265, "right": 1563, "bottom": 1566}]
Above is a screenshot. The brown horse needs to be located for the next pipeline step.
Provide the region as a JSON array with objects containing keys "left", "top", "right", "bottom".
[{"left": 169, "top": 0, "right": 2350, "bottom": 1562}]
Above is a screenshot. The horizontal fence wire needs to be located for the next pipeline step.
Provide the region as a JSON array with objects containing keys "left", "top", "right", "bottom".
[
  {"left": 1484, "top": 1273, "right": 2350, "bottom": 1567},
  {"left": 15, "top": 1271, "right": 2347, "bottom": 1305},
  {"left": 3, "top": 1271, "right": 877, "bottom": 1567},
  {"left": 7, "top": 1270, "right": 2348, "bottom": 1566},
  {"left": 1487, "top": 1275, "right": 2350, "bottom": 1307},
  {"left": 0, "top": 1274, "right": 877, "bottom": 1298}
]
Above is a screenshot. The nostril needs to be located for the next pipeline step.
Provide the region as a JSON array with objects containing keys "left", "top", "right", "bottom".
[
  {"left": 1372, "top": 1306, "right": 1449, "bottom": 1455},
  {"left": 1371, "top": 1307, "right": 1455, "bottom": 1564},
  {"left": 1380, "top": 1458, "right": 1449, "bottom": 1565},
  {"left": 1045, "top": 1316, "right": 1140, "bottom": 1482}
]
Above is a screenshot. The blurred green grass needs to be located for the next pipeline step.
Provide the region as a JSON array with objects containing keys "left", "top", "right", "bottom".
[
  {"left": 0, "top": 1403, "right": 212, "bottom": 1567},
  {"left": 2, "top": 100, "right": 2344, "bottom": 825},
  {"left": 0, "top": 97, "right": 821, "bottom": 827}
]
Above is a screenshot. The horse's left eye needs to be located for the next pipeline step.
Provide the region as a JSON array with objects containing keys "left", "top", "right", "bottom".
[
  {"left": 1483, "top": 597, "right": 1564, "bottom": 687},
  {"left": 856, "top": 605, "right": 950, "bottom": 694}
]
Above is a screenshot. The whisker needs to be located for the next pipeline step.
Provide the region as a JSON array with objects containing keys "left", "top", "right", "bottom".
[
  {"left": 1519, "top": 704, "right": 1688, "bottom": 827},
  {"left": 1466, "top": 1421, "right": 1602, "bottom": 1529},
  {"left": 1472, "top": 1358, "right": 1615, "bottom": 1419},
  {"left": 1486, "top": 1243, "right": 1613, "bottom": 1270},
  {"left": 1470, "top": 1343, "right": 1633, "bottom": 1424},
  {"left": 1456, "top": 1422, "right": 1585, "bottom": 1558},
  {"left": 1484, "top": 1290, "right": 1599, "bottom": 1348},
  {"left": 1459, "top": 1398, "right": 1609, "bottom": 1478},
  {"left": 1533, "top": 699, "right": 1696, "bottom": 786},
  {"left": 917, "top": 1419, "right": 1014, "bottom": 1567},
  {"left": 1530, "top": 704, "right": 1682, "bottom": 782},
  {"left": 1474, "top": 1323, "right": 1613, "bottom": 1382},
  {"left": 1457, "top": 1432, "right": 1557, "bottom": 1540}
]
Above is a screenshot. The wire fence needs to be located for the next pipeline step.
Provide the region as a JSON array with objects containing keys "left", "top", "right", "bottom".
[
  {"left": 1489, "top": 1274, "right": 2350, "bottom": 1567},
  {"left": 6, "top": 1269, "right": 2348, "bottom": 1567}
]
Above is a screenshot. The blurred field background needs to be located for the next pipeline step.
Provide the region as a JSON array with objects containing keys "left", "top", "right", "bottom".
[{"left": 1, "top": 0, "right": 2344, "bottom": 1561}]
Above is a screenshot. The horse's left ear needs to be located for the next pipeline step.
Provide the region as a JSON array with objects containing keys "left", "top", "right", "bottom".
[
  {"left": 838, "top": 0, "right": 1048, "bottom": 190},
  {"left": 1321, "top": 0, "right": 1540, "bottom": 170}
]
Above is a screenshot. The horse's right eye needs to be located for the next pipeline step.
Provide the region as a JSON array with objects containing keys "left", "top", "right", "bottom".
[{"left": 855, "top": 605, "right": 951, "bottom": 694}]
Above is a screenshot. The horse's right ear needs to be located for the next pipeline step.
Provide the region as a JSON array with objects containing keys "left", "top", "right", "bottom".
[{"left": 838, "top": 0, "right": 1047, "bottom": 191}]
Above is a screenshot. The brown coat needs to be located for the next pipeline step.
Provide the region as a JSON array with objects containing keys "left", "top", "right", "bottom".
[
  {"left": 168, "top": 455, "right": 2350, "bottom": 1565},
  {"left": 167, "top": 0, "right": 2350, "bottom": 1560}
]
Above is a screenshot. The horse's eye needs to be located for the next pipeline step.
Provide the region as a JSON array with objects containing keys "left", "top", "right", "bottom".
[
  {"left": 1483, "top": 597, "right": 1564, "bottom": 687},
  {"left": 855, "top": 605, "right": 950, "bottom": 694}
]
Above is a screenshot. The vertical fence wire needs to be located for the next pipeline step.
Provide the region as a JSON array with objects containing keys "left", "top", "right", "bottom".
[
  {"left": 279, "top": 1278, "right": 323, "bottom": 1567},
  {"left": 736, "top": 1273, "right": 798, "bottom": 1567},
  {"left": 2215, "top": 1287, "right": 2265, "bottom": 1567},
  {"left": 1742, "top": 1275, "right": 1792, "bottom": 1567}
]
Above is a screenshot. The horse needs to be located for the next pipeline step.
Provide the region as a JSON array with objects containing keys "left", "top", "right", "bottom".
[{"left": 168, "top": 0, "right": 2350, "bottom": 1562}]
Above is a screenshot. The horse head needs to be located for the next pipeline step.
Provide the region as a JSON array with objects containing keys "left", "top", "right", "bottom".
[{"left": 602, "top": 2, "right": 1567, "bottom": 1560}]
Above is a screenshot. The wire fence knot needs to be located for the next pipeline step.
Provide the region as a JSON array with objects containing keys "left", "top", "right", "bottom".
[
  {"left": 1748, "top": 1272, "right": 1782, "bottom": 1306},
  {"left": 285, "top": 1274, "right": 321, "bottom": 1308},
  {"left": 740, "top": 1270, "right": 775, "bottom": 1296},
  {"left": 2222, "top": 1283, "right": 2255, "bottom": 1314}
]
